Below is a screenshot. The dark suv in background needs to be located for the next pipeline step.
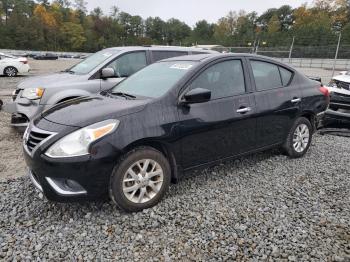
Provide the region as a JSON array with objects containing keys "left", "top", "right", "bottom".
[{"left": 23, "top": 54, "right": 329, "bottom": 212}]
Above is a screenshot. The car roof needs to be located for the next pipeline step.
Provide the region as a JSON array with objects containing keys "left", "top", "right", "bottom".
[
  {"left": 160, "top": 53, "right": 296, "bottom": 71},
  {"left": 104, "top": 46, "right": 218, "bottom": 53}
]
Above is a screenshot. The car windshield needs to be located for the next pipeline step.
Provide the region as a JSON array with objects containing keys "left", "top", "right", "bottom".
[
  {"left": 111, "top": 61, "right": 197, "bottom": 98},
  {"left": 69, "top": 49, "right": 120, "bottom": 75}
]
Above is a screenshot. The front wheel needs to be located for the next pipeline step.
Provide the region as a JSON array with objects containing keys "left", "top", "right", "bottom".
[
  {"left": 4, "top": 66, "right": 18, "bottom": 77},
  {"left": 282, "top": 117, "right": 312, "bottom": 158},
  {"left": 109, "top": 147, "right": 171, "bottom": 212}
]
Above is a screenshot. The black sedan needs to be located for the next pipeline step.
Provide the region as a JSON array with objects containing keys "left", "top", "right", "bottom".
[
  {"left": 23, "top": 54, "right": 329, "bottom": 212},
  {"left": 33, "top": 53, "right": 58, "bottom": 60}
]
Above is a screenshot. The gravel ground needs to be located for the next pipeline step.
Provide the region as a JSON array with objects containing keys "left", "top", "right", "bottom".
[
  {"left": 1, "top": 135, "right": 349, "bottom": 261},
  {"left": 0, "top": 60, "right": 349, "bottom": 260}
]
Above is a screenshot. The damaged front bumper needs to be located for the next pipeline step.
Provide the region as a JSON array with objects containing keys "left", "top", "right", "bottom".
[
  {"left": 2, "top": 90, "right": 45, "bottom": 127},
  {"left": 322, "top": 109, "right": 350, "bottom": 128}
]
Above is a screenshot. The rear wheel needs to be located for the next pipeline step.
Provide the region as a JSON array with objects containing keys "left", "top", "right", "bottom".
[
  {"left": 4, "top": 66, "right": 18, "bottom": 77},
  {"left": 283, "top": 117, "right": 312, "bottom": 158},
  {"left": 109, "top": 147, "right": 171, "bottom": 212}
]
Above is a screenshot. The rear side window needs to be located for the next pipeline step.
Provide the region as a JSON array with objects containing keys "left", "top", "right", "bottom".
[
  {"left": 152, "top": 51, "right": 188, "bottom": 62},
  {"left": 279, "top": 67, "right": 293, "bottom": 86},
  {"left": 251, "top": 60, "right": 282, "bottom": 91},
  {"left": 188, "top": 60, "right": 246, "bottom": 99}
]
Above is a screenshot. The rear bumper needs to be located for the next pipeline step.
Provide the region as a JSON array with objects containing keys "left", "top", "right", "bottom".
[{"left": 18, "top": 64, "right": 30, "bottom": 74}]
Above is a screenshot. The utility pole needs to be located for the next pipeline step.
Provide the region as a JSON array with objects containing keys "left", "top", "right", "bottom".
[
  {"left": 4, "top": 0, "right": 8, "bottom": 25},
  {"left": 255, "top": 39, "right": 260, "bottom": 54},
  {"left": 251, "top": 39, "right": 256, "bottom": 54},
  {"left": 332, "top": 32, "right": 341, "bottom": 77},
  {"left": 288, "top": 36, "right": 295, "bottom": 63}
]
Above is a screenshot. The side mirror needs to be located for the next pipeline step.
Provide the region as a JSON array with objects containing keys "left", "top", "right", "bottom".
[
  {"left": 101, "top": 68, "right": 116, "bottom": 79},
  {"left": 183, "top": 88, "right": 211, "bottom": 104}
]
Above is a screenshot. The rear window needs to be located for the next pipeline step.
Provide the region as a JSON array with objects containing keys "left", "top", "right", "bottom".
[
  {"left": 152, "top": 51, "right": 188, "bottom": 62},
  {"left": 279, "top": 67, "right": 293, "bottom": 86}
]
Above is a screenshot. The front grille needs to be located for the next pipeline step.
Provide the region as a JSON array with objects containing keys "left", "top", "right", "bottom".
[
  {"left": 335, "top": 80, "right": 350, "bottom": 90},
  {"left": 26, "top": 130, "right": 51, "bottom": 152}
]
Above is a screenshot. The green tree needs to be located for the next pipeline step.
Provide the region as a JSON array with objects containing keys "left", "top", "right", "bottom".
[{"left": 60, "top": 21, "right": 86, "bottom": 50}]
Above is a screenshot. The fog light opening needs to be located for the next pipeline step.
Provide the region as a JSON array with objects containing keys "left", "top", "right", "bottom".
[{"left": 45, "top": 177, "right": 87, "bottom": 196}]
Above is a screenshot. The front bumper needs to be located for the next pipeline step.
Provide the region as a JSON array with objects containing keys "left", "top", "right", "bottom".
[
  {"left": 23, "top": 122, "right": 121, "bottom": 202},
  {"left": 322, "top": 109, "right": 350, "bottom": 128},
  {"left": 329, "top": 91, "right": 350, "bottom": 110},
  {"left": 2, "top": 94, "right": 45, "bottom": 127}
]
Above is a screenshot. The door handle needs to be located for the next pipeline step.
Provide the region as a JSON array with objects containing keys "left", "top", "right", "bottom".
[
  {"left": 291, "top": 98, "right": 301, "bottom": 103},
  {"left": 236, "top": 107, "right": 251, "bottom": 114}
]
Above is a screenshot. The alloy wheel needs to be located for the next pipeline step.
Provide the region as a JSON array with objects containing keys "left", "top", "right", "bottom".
[
  {"left": 292, "top": 123, "right": 310, "bottom": 153},
  {"left": 5, "top": 67, "right": 17, "bottom": 77},
  {"left": 122, "top": 159, "right": 164, "bottom": 204}
]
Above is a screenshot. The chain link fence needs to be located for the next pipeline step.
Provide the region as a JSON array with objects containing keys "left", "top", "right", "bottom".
[{"left": 215, "top": 34, "right": 350, "bottom": 73}]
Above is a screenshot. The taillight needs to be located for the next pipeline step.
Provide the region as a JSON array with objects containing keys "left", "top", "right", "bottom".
[
  {"left": 19, "top": 57, "right": 28, "bottom": 64},
  {"left": 319, "top": 86, "right": 329, "bottom": 97}
]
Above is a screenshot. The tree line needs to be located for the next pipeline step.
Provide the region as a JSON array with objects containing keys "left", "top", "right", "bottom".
[{"left": 0, "top": 0, "right": 350, "bottom": 53}]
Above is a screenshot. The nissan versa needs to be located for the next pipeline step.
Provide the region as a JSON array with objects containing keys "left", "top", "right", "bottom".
[{"left": 23, "top": 54, "right": 329, "bottom": 212}]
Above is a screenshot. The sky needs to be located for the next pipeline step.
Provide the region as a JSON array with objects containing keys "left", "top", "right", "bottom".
[{"left": 86, "top": 0, "right": 312, "bottom": 26}]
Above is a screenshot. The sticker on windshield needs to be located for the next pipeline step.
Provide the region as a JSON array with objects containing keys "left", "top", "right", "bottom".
[{"left": 170, "top": 64, "right": 193, "bottom": 70}]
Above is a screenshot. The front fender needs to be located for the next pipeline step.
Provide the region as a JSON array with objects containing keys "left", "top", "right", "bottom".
[{"left": 43, "top": 89, "right": 93, "bottom": 107}]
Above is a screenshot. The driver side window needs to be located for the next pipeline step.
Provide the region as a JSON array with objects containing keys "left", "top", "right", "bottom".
[
  {"left": 188, "top": 60, "right": 246, "bottom": 100},
  {"left": 107, "top": 52, "right": 147, "bottom": 78}
]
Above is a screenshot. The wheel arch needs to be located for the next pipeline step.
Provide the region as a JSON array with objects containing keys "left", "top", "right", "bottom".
[
  {"left": 122, "top": 139, "right": 180, "bottom": 183},
  {"left": 299, "top": 111, "right": 316, "bottom": 132}
]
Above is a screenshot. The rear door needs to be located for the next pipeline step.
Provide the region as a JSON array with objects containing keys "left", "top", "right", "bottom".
[
  {"left": 177, "top": 58, "right": 257, "bottom": 169},
  {"left": 100, "top": 51, "right": 148, "bottom": 91},
  {"left": 247, "top": 59, "right": 302, "bottom": 147}
]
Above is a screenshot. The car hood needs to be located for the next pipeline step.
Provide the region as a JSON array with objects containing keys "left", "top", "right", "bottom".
[
  {"left": 332, "top": 74, "right": 350, "bottom": 83},
  {"left": 17, "top": 72, "right": 83, "bottom": 89},
  {"left": 41, "top": 95, "right": 149, "bottom": 127}
]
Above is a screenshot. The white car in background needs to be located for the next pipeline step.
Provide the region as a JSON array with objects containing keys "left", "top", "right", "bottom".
[
  {"left": 0, "top": 53, "right": 30, "bottom": 77},
  {"left": 326, "top": 71, "right": 350, "bottom": 111},
  {"left": 323, "top": 71, "right": 350, "bottom": 128}
]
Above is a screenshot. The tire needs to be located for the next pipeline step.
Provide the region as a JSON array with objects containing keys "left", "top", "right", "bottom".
[
  {"left": 4, "top": 66, "right": 18, "bottom": 77},
  {"left": 109, "top": 146, "right": 171, "bottom": 212},
  {"left": 282, "top": 117, "right": 313, "bottom": 158}
]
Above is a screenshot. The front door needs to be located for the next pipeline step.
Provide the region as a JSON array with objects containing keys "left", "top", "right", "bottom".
[{"left": 177, "top": 58, "right": 257, "bottom": 169}]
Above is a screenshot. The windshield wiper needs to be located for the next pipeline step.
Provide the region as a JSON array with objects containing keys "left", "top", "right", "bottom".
[{"left": 110, "top": 92, "right": 136, "bottom": 100}]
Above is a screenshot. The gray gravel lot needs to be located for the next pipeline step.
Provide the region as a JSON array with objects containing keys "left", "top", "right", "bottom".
[
  {"left": 1, "top": 135, "right": 349, "bottom": 261},
  {"left": 0, "top": 60, "right": 349, "bottom": 261}
]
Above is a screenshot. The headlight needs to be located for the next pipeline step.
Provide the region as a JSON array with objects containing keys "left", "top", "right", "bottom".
[
  {"left": 328, "top": 80, "right": 338, "bottom": 88},
  {"left": 21, "top": 87, "right": 45, "bottom": 100},
  {"left": 45, "top": 119, "right": 119, "bottom": 158}
]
